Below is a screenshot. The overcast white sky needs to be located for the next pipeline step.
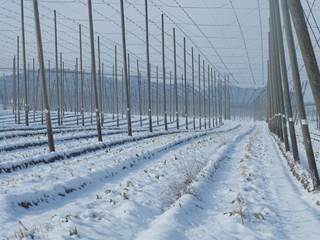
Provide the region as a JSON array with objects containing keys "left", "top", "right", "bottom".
[{"left": 0, "top": 0, "right": 319, "bottom": 99}]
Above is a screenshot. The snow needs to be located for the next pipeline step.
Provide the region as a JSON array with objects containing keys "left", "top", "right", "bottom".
[{"left": 1, "top": 111, "right": 320, "bottom": 239}]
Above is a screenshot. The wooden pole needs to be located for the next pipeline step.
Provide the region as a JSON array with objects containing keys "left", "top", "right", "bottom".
[
  {"left": 184, "top": 37, "right": 188, "bottom": 129},
  {"left": 214, "top": 71, "right": 217, "bottom": 126},
  {"left": 156, "top": 66, "right": 159, "bottom": 125},
  {"left": 13, "top": 56, "right": 17, "bottom": 123},
  {"left": 79, "top": 24, "right": 85, "bottom": 126},
  {"left": 17, "top": 36, "right": 20, "bottom": 124},
  {"left": 120, "top": 0, "right": 132, "bottom": 136},
  {"left": 273, "top": 0, "right": 299, "bottom": 161},
  {"left": 137, "top": 60, "right": 142, "bottom": 127},
  {"left": 145, "top": 0, "right": 153, "bottom": 132},
  {"left": 115, "top": 46, "right": 119, "bottom": 127},
  {"left": 192, "top": 48, "right": 195, "bottom": 129},
  {"left": 162, "top": 14, "right": 168, "bottom": 130},
  {"left": 211, "top": 68, "right": 215, "bottom": 126},
  {"left": 287, "top": 0, "right": 320, "bottom": 116},
  {"left": 198, "top": 54, "right": 201, "bottom": 129},
  {"left": 75, "top": 57, "right": 79, "bottom": 125},
  {"left": 225, "top": 76, "right": 228, "bottom": 120},
  {"left": 112, "top": 65, "right": 115, "bottom": 120},
  {"left": 21, "top": 0, "right": 29, "bottom": 126},
  {"left": 48, "top": 60, "right": 51, "bottom": 109},
  {"left": 282, "top": 0, "right": 320, "bottom": 188},
  {"left": 173, "top": 28, "right": 179, "bottom": 129},
  {"left": 98, "top": 36, "right": 103, "bottom": 126},
  {"left": 208, "top": 65, "right": 211, "bottom": 128},
  {"left": 169, "top": 71, "right": 172, "bottom": 122},
  {"left": 32, "top": 59, "right": 35, "bottom": 121},
  {"left": 54, "top": 10, "right": 60, "bottom": 126},
  {"left": 60, "top": 53, "right": 63, "bottom": 124},
  {"left": 32, "top": 0, "right": 55, "bottom": 152},
  {"left": 219, "top": 75, "right": 222, "bottom": 124},
  {"left": 203, "top": 60, "right": 206, "bottom": 129},
  {"left": 88, "top": 0, "right": 102, "bottom": 141}
]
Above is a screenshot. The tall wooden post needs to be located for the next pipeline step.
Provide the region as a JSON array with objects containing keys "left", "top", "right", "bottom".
[
  {"left": 115, "top": 46, "right": 119, "bottom": 127},
  {"left": 211, "top": 68, "right": 215, "bottom": 126},
  {"left": 173, "top": 28, "right": 179, "bottom": 129},
  {"left": 97, "top": 36, "right": 103, "bottom": 126},
  {"left": 219, "top": 75, "right": 223, "bottom": 124},
  {"left": 169, "top": 72, "right": 172, "bottom": 122},
  {"left": 203, "top": 60, "right": 206, "bottom": 129},
  {"left": 128, "top": 53, "right": 131, "bottom": 117},
  {"left": 145, "top": 0, "right": 152, "bottom": 132},
  {"left": 62, "top": 62, "right": 65, "bottom": 116},
  {"left": 112, "top": 65, "right": 115, "bottom": 120},
  {"left": 102, "top": 63, "right": 105, "bottom": 119},
  {"left": 32, "top": 0, "right": 55, "bottom": 152},
  {"left": 21, "top": 0, "right": 29, "bottom": 126},
  {"left": 60, "top": 53, "right": 64, "bottom": 124},
  {"left": 287, "top": 0, "right": 320, "bottom": 116},
  {"left": 273, "top": 0, "right": 299, "bottom": 161},
  {"left": 208, "top": 65, "right": 211, "bottom": 128},
  {"left": 184, "top": 37, "right": 188, "bottom": 129},
  {"left": 121, "top": 68, "right": 124, "bottom": 119},
  {"left": 162, "top": 14, "right": 168, "bottom": 131},
  {"left": 32, "top": 59, "right": 36, "bottom": 122},
  {"left": 48, "top": 60, "right": 51, "bottom": 108},
  {"left": 228, "top": 76, "right": 231, "bottom": 119},
  {"left": 120, "top": 0, "right": 132, "bottom": 136},
  {"left": 198, "top": 54, "right": 201, "bottom": 129},
  {"left": 192, "top": 48, "right": 195, "bottom": 129},
  {"left": 224, "top": 75, "right": 227, "bottom": 121},
  {"left": 90, "top": 68, "right": 93, "bottom": 125},
  {"left": 282, "top": 0, "right": 320, "bottom": 188},
  {"left": 79, "top": 24, "right": 85, "bottom": 126},
  {"left": 54, "top": 10, "right": 60, "bottom": 126},
  {"left": 156, "top": 66, "right": 159, "bottom": 125},
  {"left": 214, "top": 71, "right": 218, "bottom": 126},
  {"left": 2, "top": 74, "right": 7, "bottom": 110},
  {"left": 13, "top": 56, "right": 17, "bottom": 123},
  {"left": 270, "top": 1, "right": 289, "bottom": 149},
  {"left": 17, "top": 36, "right": 20, "bottom": 124},
  {"left": 137, "top": 60, "right": 142, "bottom": 127},
  {"left": 75, "top": 58, "right": 79, "bottom": 125},
  {"left": 88, "top": 0, "right": 103, "bottom": 141}
]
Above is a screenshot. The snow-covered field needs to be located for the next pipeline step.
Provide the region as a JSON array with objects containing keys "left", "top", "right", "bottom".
[{"left": 1, "top": 110, "right": 320, "bottom": 239}]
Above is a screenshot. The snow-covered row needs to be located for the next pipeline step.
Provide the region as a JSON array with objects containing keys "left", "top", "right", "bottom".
[{"left": 1, "top": 110, "right": 320, "bottom": 239}]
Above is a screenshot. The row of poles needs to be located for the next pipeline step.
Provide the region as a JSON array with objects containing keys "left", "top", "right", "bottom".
[
  {"left": 258, "top": 0, "right": 320, "bottom": 189},
  {"left": 4, "top": 61, "right": 228, "bottom": 125},
  {"left": 13, "top": 0, "right": 233, "bottom": 152},
  {"left": 8, "top": 50, "right": 231, "bottom": 128}
]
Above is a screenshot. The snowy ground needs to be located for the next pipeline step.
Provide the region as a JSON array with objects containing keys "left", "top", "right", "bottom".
[{"left": 1, "top": 110, "right": 320, "bottom": 239}]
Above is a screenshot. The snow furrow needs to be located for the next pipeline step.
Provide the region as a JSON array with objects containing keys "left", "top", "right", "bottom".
[
  {"left": 3, "top": 125, "right": 240, "bottom": 212},
  {"left": 135, "top": 124, "right": 256, "bottom": 240},
  {"left": 134, "top": 123, "right": 320, "bottom": 240},
  {"left": 0, "top": 129, "right": 189, "bottom": 173}
]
